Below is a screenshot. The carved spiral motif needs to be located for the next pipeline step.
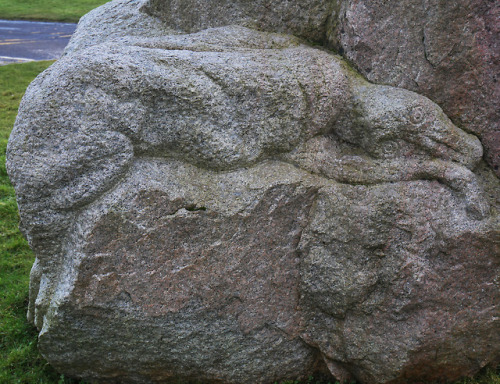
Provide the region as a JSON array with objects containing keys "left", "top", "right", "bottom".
[{"left": 410, "top": 105, "right": 425, "bottom": 124}]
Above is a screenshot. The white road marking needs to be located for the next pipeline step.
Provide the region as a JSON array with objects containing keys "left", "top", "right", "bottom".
[
  {"left": 0, "top": 19, "right": 76, "bottom": 26},
  {"left": 0, "top": 55, "right": 34, "bottom": 62},
  {"left": 0, "top": 40, "right": 38, "bottom": 45}
]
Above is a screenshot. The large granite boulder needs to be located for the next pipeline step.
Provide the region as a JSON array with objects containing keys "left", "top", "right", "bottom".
[{"left": 6, "top": 0, "right": 500, "bottom": 383}]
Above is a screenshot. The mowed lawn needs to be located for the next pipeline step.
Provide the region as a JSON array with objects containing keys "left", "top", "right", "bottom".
[
  {"left": 0, "top": 61, "right": 85, "bottom": 383},
  {"left": 0, "top": 0, "right": 108, "bottom": 22}
]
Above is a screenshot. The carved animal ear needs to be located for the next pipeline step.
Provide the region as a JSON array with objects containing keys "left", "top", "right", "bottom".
[{"left": 409, "top": 105, "right": 426, "bottom": 125}]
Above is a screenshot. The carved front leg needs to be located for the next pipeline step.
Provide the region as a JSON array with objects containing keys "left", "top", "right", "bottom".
[{"left": 283, "top": 136, "right": 489, "bottom": 220}]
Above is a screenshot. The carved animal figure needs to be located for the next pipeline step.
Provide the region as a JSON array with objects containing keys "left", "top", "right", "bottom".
[
  {"left": 6, "top": 6, "right": 497, "bottom": 384},
  {"left": 7, "top": 27, "right": 487, "bottom": 252}
]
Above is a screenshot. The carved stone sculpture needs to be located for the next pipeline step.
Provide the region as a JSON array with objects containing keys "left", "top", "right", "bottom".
[{"left": 6, "top": 0, "right": 500, "bottom": 383}]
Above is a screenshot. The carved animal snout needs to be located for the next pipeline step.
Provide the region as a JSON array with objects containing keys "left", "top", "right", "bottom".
[
  {"left": 422, "top": 115, "right": 483, "bottom": 170},
  {"left": 346, "top": 84, "right": 483, "bottom": 168}
]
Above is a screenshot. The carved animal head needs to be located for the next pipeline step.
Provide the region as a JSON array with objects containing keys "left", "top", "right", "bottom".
[{"left": 338, "top": 84, "right": 483, "bottom": 170}]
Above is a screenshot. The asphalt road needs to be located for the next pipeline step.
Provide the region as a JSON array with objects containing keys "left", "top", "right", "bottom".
[{"left": 0, "top": 19, "right": 76, "bottom": 65}]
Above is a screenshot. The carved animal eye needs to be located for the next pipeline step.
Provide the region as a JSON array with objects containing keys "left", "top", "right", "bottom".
[{"left": 410, "top": 106, "right": 425, "bottom": 124}]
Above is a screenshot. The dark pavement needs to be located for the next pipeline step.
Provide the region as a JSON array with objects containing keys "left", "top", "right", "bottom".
[{"left": 0, "top": 19, "right": 76, "bottom": 65}]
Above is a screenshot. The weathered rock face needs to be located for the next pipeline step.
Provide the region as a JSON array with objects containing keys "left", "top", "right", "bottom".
[
  {"left": 329, "top": 0, "right": 500, "bottom": 178},
  {"left": 141, "top": 0, "right": 336, "bottom": 43},
  {"left": 6, "top": 0, "right": 500, "bottom": 383},
  {"left": 36, "top": 161, "right": 323, "bottom": 383},
  {"left": 139, "top": 0, "right": 500, "bottom": 176}
]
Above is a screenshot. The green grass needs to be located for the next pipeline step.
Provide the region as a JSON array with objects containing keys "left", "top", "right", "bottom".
[
  {"left": 0, "top": 62, "right": 499, "bottom": 384},
  {"left": 0, "top": 60, "right": 79, "bottom": 384},
  {"left": 0, "top": 0, "right": 109, "bottom": 22}
]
